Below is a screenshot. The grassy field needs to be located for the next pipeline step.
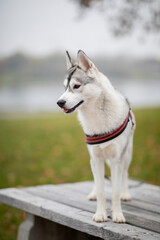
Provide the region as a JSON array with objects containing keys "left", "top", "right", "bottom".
[{"left": 0, "top": 108, "right": 160, "bottom": 239}]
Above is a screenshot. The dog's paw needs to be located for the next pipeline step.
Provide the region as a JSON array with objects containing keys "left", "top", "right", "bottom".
[
  {"left": 92, "top": 211, "right": 108, "bottom": 222},
  {"left": 112, "top": 212, "right": 126, "bottom": 223},
  {"left": 88, "top": 192, "right": 97, "bottom": 201},
  {"left": 121, "top": 192, "right": 131, "bottom": 201}
]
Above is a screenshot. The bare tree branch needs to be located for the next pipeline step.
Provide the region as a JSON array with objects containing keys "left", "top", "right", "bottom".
[{"left": 73, "top": 0, "right": 160, "bottom": 37}]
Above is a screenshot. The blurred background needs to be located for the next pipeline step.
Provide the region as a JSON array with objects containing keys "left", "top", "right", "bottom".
[
  {"left": 0, "top": 0, "right": 160, "bottom": 113},
  {"left": 0, "top": 0, "right": 160, "bottom": 239}
]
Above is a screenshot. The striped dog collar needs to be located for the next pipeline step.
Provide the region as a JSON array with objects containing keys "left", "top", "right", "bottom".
[{"left": 85, "top": 110, "right": 134, "bottom": 145}]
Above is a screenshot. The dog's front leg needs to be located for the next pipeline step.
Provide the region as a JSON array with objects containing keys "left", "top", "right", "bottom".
[
  {"left": 90, "top": 157, "right": 108, "bottom": 222},
  {"left": 111, "top": 161, "right": 126, "bottom": 223}
]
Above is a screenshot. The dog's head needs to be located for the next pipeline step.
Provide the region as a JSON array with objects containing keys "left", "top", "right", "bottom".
[{"left": 57, "top": 50, "right": 102, "bottom": 114}]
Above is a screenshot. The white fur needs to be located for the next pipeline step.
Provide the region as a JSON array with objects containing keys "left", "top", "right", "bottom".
[{"left": 57, "top": 50, "right": 136, "bottom": 223}]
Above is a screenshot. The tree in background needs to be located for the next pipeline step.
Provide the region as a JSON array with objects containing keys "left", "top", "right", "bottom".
[{"left": 73, "top": 0, "right": 160, "bottom": 38}]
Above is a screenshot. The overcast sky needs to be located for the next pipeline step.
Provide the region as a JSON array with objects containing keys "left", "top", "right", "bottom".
[{"left": 0, "top": 0, "right": 160, "bottom": 59}]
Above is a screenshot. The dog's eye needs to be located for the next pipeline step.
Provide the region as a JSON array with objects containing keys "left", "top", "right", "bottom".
[{"left": 73, "top": 84, "right": 81, "bottom": 89}]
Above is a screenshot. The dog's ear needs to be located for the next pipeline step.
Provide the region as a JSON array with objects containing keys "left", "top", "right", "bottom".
[
  {"left": 66, "top": 51, "right": 76, "bottom": 71},
  {"left": 77, "top": 50, "right": 95, "bottom": 72}
]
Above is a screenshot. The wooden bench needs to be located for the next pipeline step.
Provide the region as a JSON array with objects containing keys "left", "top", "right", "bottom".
[{"left": 0, "top": 179, "right": 160, "bottom": 240}]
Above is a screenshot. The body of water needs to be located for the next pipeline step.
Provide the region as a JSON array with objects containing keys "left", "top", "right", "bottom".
[{"left": 0, "top": 80, "right": 159, "bottom": 113}]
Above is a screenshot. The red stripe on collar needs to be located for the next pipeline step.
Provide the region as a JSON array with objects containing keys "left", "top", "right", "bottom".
[{"left": 85, "top": 111, "right": 134, "bottom": 145}]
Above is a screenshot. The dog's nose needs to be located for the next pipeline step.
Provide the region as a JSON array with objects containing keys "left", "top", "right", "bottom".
[{"left": 57, "top": 99, "right": 66, "bottom": 108}]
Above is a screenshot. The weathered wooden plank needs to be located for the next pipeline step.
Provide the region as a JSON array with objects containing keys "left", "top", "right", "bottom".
[
  {"left": 0, "top": 188, "right": 106, "bottom": 239},
  {"left": 33, "top": 183, "right": 160, "bottom": 214},
  {"left": 57, "top": 178, "right": 160, "bottom": 194},
  {"left": 24, "top": 185, "right": 96, "bottom": 213},
  {"left": 0, "top": 188, "right": 160, "bottom": 240},
  {"left": 128, "top": 179, "right": 160, "bottom": 192},
  {"left": 128, "top": 179, "right": 160, "bottom": 204},
  {"left": 65, "top": 180, "right": 160, "bottom": 218},
  {"left": 23, "top": 185, "right": 160, "bottom": 233},
  {"left": 131, "top": 189, "right": 160, "bottom": 206},
  {"left": 59, "top": 180, "right": 160, "bottom": 206}
]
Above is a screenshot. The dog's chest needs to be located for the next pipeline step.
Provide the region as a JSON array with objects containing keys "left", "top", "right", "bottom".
[
  {"left": 78, "top": 110, "right": 114, "bottom": 136},
  {"left": 89, "top": 142, "right": 116, "bottom": 160}
]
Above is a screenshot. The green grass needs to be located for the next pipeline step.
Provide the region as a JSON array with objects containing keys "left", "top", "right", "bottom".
[{"left": 0, "top": 108, "right": 160, "bottom": 239}]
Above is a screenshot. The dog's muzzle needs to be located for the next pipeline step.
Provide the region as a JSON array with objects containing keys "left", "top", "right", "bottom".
[{"left": 57, "top": 99, "right": 84, "bottom": 114}]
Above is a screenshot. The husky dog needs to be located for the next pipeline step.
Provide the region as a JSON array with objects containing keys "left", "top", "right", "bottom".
[{"left": 57, "top": 50, "right": 135, "bottom": 223}]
